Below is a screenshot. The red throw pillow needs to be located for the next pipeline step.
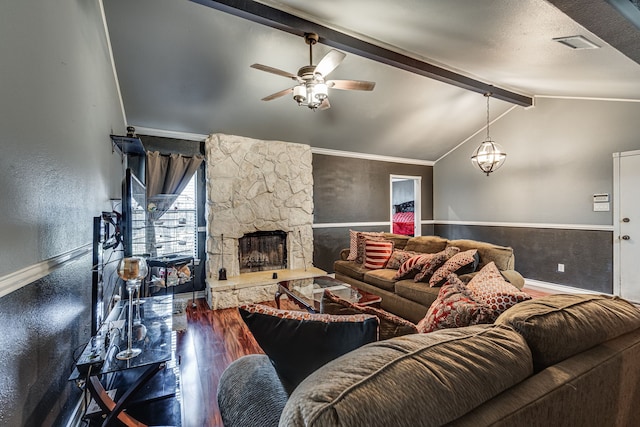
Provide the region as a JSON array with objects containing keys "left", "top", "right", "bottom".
[
  {"left": 417, "top": 275, "right": 495, "bottom": 333},
  {"left": 386, "top": 250, "right": 418, "bottom": 270},
  {"left": 394, "top": 253, "right": 436, "bottom": 280},
  {"left": 414, "top": 246, "right": 460, "bottom": 282},
  {"left": 428, "top": 249, "right": 479, "bottom": 287},
  {"left": 466, "top": 262, "right": 532, "bottom": 315},
  {"left": 363, "top": 239, "right": 394, "bottom": 269}
]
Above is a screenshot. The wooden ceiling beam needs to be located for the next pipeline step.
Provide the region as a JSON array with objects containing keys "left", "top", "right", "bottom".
[{"left": 189, "top": 0, "right": 534, "bottom": 107}]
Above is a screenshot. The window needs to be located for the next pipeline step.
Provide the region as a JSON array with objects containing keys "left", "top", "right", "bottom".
[{"left": 147, "top": 175, "right": 198, "bottom": 259}]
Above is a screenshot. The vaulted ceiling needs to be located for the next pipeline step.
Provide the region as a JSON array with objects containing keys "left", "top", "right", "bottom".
[{"left": 103, "top": 0, "right": 640, "bottom": 161}]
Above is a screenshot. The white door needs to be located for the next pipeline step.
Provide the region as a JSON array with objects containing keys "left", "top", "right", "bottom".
[{"left": 615, "top": 151, "right": 640, "bottom": 302}]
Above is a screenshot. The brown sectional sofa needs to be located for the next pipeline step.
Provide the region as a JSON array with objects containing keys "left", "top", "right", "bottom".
[
  {"left": 334, "top": 234, "right": 525, "bottom": 323},
  {"left": 218, "top": 294, "right": 640, "bottom": 426}
]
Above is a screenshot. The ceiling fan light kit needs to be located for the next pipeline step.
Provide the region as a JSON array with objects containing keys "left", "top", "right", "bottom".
[
  {"left": 251, "top": 32, "right": 375, "bottom": 111},
  {"left": 471, "top": 92, "right": 507, "bottom": 176}
]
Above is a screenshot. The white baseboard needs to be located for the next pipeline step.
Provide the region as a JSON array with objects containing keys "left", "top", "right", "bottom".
[{"left": 524, "top": 278, "right": 609, "bottom": 296}]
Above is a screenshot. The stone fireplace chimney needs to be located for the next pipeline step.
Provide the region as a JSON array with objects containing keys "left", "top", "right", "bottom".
[{"left": 205, "top": 134, "right": 315, "bottom": 303}]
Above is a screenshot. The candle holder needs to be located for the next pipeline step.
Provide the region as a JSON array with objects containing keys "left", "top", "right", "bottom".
[{"left": 116, "top": 256, "right": 148, "bottom": 360}]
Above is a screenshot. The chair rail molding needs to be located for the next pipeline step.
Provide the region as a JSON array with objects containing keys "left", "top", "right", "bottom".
[{"left": 0, "top": 244, "right": 92, "bottom": 299}]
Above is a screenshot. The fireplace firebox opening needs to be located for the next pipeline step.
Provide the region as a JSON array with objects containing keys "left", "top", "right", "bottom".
[{"left": 238, "top": 230, "right": 287, "bottom": 273}]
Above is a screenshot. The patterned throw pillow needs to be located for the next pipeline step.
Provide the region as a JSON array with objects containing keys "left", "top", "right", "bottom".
[
  {"left": 385, "top": 250, "right": 418, "bottom": 270},
  {"left": 347, "top": 229, "right": 359, "bottom": 261},
  {"left": 355, "top": 232, "right": 386, "bottom": 264},
  {"left": 416, "top": 275, "right": 495, "bottom": 333},
  {"left": 320, "top": 290, "right": 418, "bottom": 340},
  {"left": 466, "top": 262, "right": 532, "bottom": 315},
  {"left": 393, "top": 253, "right": 437, "bottom": 280},
  {"left": 428, "top": 249, "right": 480, "bottom": 287},
  {"left": 364, "top": 239, "right": 394, "bottom": 269},
  {"left": 239, "top": 304, "right": 378, "bottom": 389},
  {"left": 414, "top": 246, "right": 460, "bottom": 282}
]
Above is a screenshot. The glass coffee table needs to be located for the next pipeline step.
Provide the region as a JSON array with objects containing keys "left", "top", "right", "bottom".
[{"left": 275, "top": 276, "right": 382, "bottom": 313}]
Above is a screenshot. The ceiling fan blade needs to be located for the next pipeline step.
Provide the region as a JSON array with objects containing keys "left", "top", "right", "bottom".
[
  {"left": 261, "top": 87, "right": 294, "bottom": 101},
  {"left": 251, "top": 63, "right": 299, "bottom": 81},
  {"left": 327, "top": 80, "right": 376, "bottom": 91},
  {"left": 319, "top": 98, "right": 331, "bottom": 110},
  {"left": 314, "top": 50, "right": 346, "bottom": 77}
]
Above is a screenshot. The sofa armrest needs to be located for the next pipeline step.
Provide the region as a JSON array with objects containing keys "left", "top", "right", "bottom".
[
  {"left": 217, "top": 354, "right": 290, "bottom": 427},
  {"left": 501, "top": 270, "right": 525, "bottom": 290}
]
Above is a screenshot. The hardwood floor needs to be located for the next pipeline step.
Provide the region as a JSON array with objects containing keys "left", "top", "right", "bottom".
[
  {"left": 175, "top": 297, "right": 295, "bottom": 427},
  {"left": 175, "top": 286, "right": 550, "bottom": 426}
]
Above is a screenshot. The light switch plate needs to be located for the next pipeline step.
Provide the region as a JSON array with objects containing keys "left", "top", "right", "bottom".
[{"left": 593, "top": 202, "right": 610, "bottom": 212}]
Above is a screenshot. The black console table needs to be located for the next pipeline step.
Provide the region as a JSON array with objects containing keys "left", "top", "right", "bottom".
[{"left": 71, "top": 295, "right": 181, "bottom": 426}]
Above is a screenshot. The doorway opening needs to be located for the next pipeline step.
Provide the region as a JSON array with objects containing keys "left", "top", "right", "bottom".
[{"left": 390, "top": 175, "right": 421, "bottom": 237}]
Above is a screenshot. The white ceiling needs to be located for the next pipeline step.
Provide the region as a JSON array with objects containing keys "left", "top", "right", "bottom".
[{"left": 103, "top": 0, "right": 640, "bottom": 161}]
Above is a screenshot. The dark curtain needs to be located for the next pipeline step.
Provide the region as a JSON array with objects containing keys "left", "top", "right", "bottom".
[
  {"left": 145, "top": 151, "right": 204, "bottom": 256},
  {"left": 146, "top": 151, "right": 203, "bottom": 199}
]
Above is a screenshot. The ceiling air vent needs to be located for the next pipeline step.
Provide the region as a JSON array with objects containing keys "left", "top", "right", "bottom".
[{"left": 553, "top": 35, "right": 601, "bottom": 50}]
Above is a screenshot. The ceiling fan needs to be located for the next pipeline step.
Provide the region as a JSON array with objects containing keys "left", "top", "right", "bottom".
[{"left": 250, "top": 33, "right": 375, "bottom": 111}]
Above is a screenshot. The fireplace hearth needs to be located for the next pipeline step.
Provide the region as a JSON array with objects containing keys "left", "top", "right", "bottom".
[{"left": 238, "top": 231, "right": 287, "bottom": 273}]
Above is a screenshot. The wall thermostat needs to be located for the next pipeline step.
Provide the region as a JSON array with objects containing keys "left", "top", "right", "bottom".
[{"left": 593, "top": 193, "right": 609, "bottom": 203}]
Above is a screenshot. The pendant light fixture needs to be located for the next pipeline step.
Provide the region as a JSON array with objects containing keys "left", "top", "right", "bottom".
[{"left": 471, "top": 93, "right": 506, "bottom": 176}]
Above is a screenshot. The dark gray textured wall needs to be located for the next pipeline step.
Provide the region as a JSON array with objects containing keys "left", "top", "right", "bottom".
[
  {"left": 435, "top": 224, "right": 612, "bottom": 293},
  {"left": 0, "top": 1, "right": 124, "bottom": 425},
  {"left": 312, "top": 154, "right": 433, "bottom": 272}
]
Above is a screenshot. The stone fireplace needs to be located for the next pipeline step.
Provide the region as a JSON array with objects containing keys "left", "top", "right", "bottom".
[{"left": 204, "top": 133, "right": 321, "bottom": 309}]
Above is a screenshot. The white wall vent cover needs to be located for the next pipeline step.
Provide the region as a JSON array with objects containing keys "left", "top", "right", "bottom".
[{"left": 553, "top": 35, "right": 601, "bottom": 49}]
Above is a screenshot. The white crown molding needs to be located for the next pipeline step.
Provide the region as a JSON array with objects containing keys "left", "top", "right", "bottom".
[
  {"left": 524, "top": 278, "right": 608, "bottom": 296},
  {"left": 133, "top": 126, "right": 208, "bottom": 142},
  {"left": 435, "top": 220, "right": 613, "bottom": 232},
  {"left": 99, "top": 0, "right": 127, "bottom": 128},
  {"left": 311, "top": 147, "right": 434, "bottom": 166},
  {"left": 313, "top": 221, "right": 391, "bottom": 229},
  {"left": 312, "top": 219, "right": 611, "bottom": 231},
  {"left": 536, "top": 95, "right": 640, "bottom": 103},
  {"left": 0, "top": 244, "right": 92, "bottom": 299}
]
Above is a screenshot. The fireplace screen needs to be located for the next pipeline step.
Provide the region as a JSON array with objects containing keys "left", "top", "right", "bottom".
[{"left": 238, "top": 231, "right": 287, "bottom": 273}]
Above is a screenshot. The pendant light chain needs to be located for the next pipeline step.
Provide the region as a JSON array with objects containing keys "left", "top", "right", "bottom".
[{"left": 486, "top": 93, "right": 491, "bottom": 140}]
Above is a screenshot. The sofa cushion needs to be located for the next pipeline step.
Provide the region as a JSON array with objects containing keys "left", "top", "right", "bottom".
[
  {"left": 334, "top": 260, "right": 371, "bottom": 282},
  {"left": 404, "top": 235, "right": 449, "bottom": 253},
  {"left": 429, "top": 249, "right": 479, "bottom": 287},
  {"left": 495, "top": 294, "right": 640, "bottom": 372},
  {"left": 385, "top": 249, "right": 418, "bottom": 270},
  {"left": 417, "top": 275, "right": 495, "bottom": 333},
  {"left": 394, "top": 279, "right": 441, "bottom": 307},
  {"left": 466, "top": 261, "right": 531, "bottom": 315},
  {"left": 363, "top": 269, "right": 397, "bottom": 292},
  {"left": 280, "top": 325, "right": 534, "bottom": 427},
  {"left": 320, "top": 290, "right": 418, "bottom": 340},
  {"left": 363, "top": 239, "right": 394, "bottom": 269},
  {"left": 447, "top": 239, "right": 514, "bottom": 271},
  {"left": 239, "top": 304, "right": 378, "bottom": 390}
]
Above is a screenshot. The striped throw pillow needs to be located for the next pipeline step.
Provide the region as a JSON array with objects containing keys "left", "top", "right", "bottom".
[{"left": 364, "top": 239, "right": 394, "bottom": 269}]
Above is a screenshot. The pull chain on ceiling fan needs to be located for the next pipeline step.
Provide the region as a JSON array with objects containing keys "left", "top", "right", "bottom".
[{"left": 250, "top": 33, "right": 375, "bottom": 111}]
